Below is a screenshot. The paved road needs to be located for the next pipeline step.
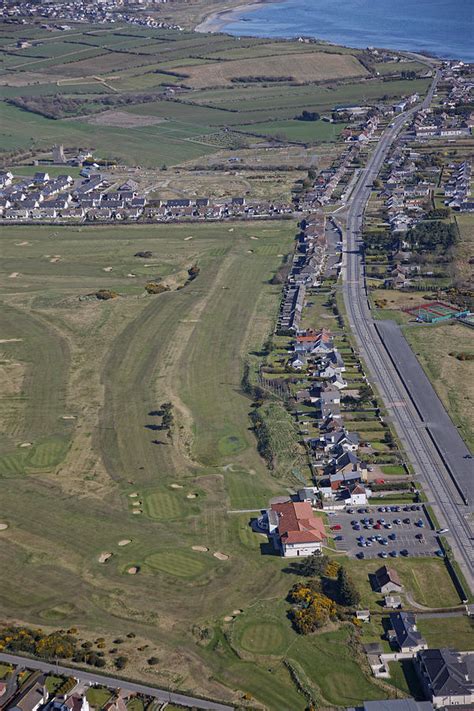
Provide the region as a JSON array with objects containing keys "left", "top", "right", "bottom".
[
  {"left": 341, "top": 71, "right": 474, "bottom": 593},
  {"left": 0, "top": 653, "right": 234, "bottom": 711}
]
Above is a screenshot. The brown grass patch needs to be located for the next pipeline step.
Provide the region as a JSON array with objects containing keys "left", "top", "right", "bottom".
[
  {"left": 176, "top": 52, "right": 367, "bottom": 88},
  {"left": 87, "top": 110, "right": 166, "bottom": 128}
]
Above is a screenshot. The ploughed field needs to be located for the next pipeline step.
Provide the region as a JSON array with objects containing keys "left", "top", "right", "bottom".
[{"left": 0, "top": 22, "right": 429, "bottom": 165}]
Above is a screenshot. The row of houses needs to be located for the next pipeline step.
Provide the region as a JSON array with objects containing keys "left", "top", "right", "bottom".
[
  {"left": 287, "top": 323, "right": 371, "bottom": 507},
  {"left": 443, "top": 161, "right": 473, "bottom": 212},
  {"left": 1, "top": 0, "right": 182, "bottom": 31},
  {"left": 0, "top": 170, "right": 294, "bottom": 223},
  {"left": 276, "top": 212, "right": 327, "bottom": 333},
  {"left": 301, "top": 145, "right": 360, "bottom": 207}
]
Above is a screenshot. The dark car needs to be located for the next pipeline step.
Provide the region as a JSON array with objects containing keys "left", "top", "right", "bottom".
[{"left": 400, "top": 549, "right": 409, "bottom": 557}]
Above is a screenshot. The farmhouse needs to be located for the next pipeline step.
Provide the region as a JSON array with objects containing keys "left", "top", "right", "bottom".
[{"left": 266, "top": 501, "right": 326, "bottom": 557}]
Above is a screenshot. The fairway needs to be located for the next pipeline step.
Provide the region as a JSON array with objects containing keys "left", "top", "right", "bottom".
[{"left": 144, "top": 550, "right": 210, "bottom": 578}]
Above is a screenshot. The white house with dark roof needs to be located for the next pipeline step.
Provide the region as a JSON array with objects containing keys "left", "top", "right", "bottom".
[{"left": 415, "top": 648, "right": 474, "bottom": 708}]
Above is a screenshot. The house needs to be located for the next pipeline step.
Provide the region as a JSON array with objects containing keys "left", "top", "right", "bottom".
[
  {"left": 385, "top": 595, "right": 402, "bottom": 609},
  {"left": 289, "top": 353, "right": 307, "bottom": 370},
  {"left": 373, "top": 566, "right": 403, "bottom": 594},
  {"left": 356, "top": 609, "right": 370, "bottom": 622},
  {"left": 9, "top": 680, "right": 47, "bottom": 711},
  {"left": 339, "top": 482, "right": 369, "bottom": 506},
  {"left": 388, "top": 612, "right": 427, "bottom": 654},
  {"left": 350, "top": 700, "right": 434, "bottom": 711},
  {"left": 415, "top": 648, "right": 474, "bottom": 708},
  {"left": 65, "top": 695, "right": 90, "bottom": 711},
  {"left": 266, "top": 501, "right": 326, "bottom": 557},
  {"left": 34, "top": 172, "right": 50, "bottom": 184}
]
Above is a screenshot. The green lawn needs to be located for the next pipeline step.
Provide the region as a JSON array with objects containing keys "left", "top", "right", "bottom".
[
  {"left": 237, "top": 119, "right": 344, "bottom": 143},
  {"left": 417, "top": 616, "right": 473, "bottom": 651}
]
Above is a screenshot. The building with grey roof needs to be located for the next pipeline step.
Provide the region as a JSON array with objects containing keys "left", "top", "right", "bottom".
[{"left": 415, "top": 648, "right": 474, "bottom": 708}]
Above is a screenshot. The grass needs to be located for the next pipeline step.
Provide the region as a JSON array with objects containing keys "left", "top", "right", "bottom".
[
  {"left": 0, "top": 219, "right": 308, "bottom": 707},
  {"left": 387, "top": 660, "right": 425, "bottom": 699},
  {"left": 86, "top": 688, "right": 113, "bottom": 709},
  {"left": 237, "top": 119, "right": 344, "bottom": 143},
  {"left": 343, "top": 557, "right": 462, "bottom": 609},
  {"left": 417, "top": 616, "right": 473, "bottom": 651},
  {"left": 403, "top": 322, "right": 474, "bottom": 451}
]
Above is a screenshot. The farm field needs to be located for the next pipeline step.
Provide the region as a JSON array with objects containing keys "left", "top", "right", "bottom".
[
  {"left": 403, "top": 322, "right": 474, "bottom": 452},
  {"left": 0, "top": 22, "right": 430, "bottom": 167}
]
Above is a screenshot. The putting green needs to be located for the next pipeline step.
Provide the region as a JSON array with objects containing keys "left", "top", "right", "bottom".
[
  {"left": 145, "top": 550, "right": 209, "bottom": 578},
  {"left": 238, "top": 621, "right": 287, "bottom": 655}
]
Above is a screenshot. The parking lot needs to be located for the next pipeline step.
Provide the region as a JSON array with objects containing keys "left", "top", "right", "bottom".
[{"left": 327, "top": 504, "right": 442, "bottom": 560}]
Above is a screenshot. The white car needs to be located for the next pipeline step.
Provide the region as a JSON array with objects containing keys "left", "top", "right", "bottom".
[{"left": 437, "top": 528, "right": 449, "bottom": 534}]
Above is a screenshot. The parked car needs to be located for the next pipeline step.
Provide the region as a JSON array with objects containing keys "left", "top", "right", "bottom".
[
  {"left": 380, "top": 551, "right": 388, "bottom": 558},
  {"left": 331, "top": 524, "right": 342, "bottom": 531},
  {"left": 400, "top": 549, "right": 409, "bottom": 557},
  {"left": 437, "top": 528, "right": 449, "bottom": 534}
]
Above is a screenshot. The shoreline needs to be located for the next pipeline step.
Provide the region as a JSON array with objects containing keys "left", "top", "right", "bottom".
[{"left": 195, "top": 0, "right": 278, "bottom": 34}]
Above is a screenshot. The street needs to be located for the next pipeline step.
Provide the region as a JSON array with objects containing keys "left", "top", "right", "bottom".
[
  {"left": 0, "top": 653, "right": 234, "bottom": 711},
  {"left": 341, "top": 71, "right": 474, "bottom": 593}
]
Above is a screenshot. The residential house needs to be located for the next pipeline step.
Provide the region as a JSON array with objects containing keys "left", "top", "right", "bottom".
[
  {"left": 339, "top": 482, "right": 369, "bottom": 506},
  {"left": 8, "top": 679, "right": 47, "bottom": 711},
  {"left": 374, "top": 566, "right": 404, "bottom": 594},
  {"left": 356, "top": 609, "right": 370, "bottom": 622},
  {"left": 266, "top": 501, "right": 326, "bottom": 557},
  {"left": 388, "top": 612, "right": 427, "bottom": 654},
  {"left": 348, "top": 700, "right": 434, "bottom": 711},
  {"left": 415, "top": 648, "right": 474, "bottom": 708},
  {"left": 363, "top": 642, "right": 389, "bottom": 678},
  {"left": 385, "top": 595, "right": 403, "bottom": 609}
]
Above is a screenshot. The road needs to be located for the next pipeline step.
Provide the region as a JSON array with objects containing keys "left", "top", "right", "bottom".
[
  {"left": 0, "top": 653, "right": 234, "bottom": 711},
  {"left": 341, "top": 70, "right": 474, "bottom": 593}
]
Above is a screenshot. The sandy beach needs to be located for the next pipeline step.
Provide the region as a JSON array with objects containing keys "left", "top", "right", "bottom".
[{"left": 195, "top": 0, "right": 277, "bottom": 34}]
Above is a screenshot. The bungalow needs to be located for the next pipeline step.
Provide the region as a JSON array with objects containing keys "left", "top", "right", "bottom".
[
  {"left": 373, "top": 566, "right": 404, "bottom": 594},
  {"left": 415, "top": 648, "right": 474, "bottom": 708},
  {"left": 267, "top": 500, "right": 326, "bottom": 557},
  {"left": 388, "top": 612, "right": 427, "bottom": 654}
]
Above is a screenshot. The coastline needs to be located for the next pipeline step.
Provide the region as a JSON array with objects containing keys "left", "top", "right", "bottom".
[{"left": 195, "top": 0, "right": 278, "bottom": 34}]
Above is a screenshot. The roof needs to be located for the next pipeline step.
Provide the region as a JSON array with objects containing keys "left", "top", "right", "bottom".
[
  {"left": 362, "top": 700, "right": 434, "bottom": 711},
  {"left": 271, "top": 501, "right": 326, "bottom": 545},
  {"left": 390, "top": 611, "right": 425, "bottom": 649},
  {"left": 417, "top": 648, "right": 474, "bottom": 698},
  {"left": 375, "top": 565, "right": 403, "bottom": 589}
]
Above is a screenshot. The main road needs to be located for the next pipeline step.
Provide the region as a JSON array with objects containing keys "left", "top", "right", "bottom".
[
  {"left": 341, "top": 71, "right": 474, "bottom": 593},
  {"left": 0, "top": 652, "right": 234, "bottom": 711}
]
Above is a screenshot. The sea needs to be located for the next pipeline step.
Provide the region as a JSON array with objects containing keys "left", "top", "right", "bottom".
[{"left": 222, "top": 0, "right": 474, "bottom": 62}]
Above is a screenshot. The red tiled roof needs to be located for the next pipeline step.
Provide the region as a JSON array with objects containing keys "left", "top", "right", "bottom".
[{"left": 272, "top": 501, "right": 326, "bottom": 545}]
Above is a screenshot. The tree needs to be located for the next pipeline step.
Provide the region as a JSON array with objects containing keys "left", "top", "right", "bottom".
[
  {"left": 299, "top": 552, "right": 328, "bottom": 577},
  {"left": 115, "top": 656, "right": 128, "bottom": 670},
  {"left": 337, "top": 566, "right": 360, "bottom": 606}
]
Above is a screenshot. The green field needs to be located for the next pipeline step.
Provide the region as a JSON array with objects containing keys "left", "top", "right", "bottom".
[
  {"left": 0, "top": 219, "right": 317, "bottom": 707},
  {"left": 0, "top": 22, "right": 430, "bottom": 166}
]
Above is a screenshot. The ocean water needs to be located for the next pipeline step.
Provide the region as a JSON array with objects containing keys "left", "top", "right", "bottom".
[{"left": 222, "top": 0, "right": 473, "bottom": 62}]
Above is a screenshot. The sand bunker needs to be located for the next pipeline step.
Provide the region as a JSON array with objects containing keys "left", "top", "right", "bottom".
[
  {"left": 170, "top": 483, "right": 183, "bottom": 489},
  {"left": 129, "top": 492, "right": 139, "bottom": 498},
  {"left": 19, "top": 442, "right": 32, "bottom": 448},
  {"left": 118, "top": 539, "right": 132, "bottom": 547},
  {"left": 127, "top": 566, "right": 139, "bottom": 575},
  {"left": 132, "top": 510, "right": 142, "bottom": 515},
  {"left": 250, "top": 236, "right": 259, "bottom": 240},
  {"left": 186, "top": 493, "right": 197, "bottom": 499},
  {"left": 62, "top": 415, "right": 76, "bottom": 420},
  {"left": 15, "top": 241, "right": 30, "bottom": 246},
  {"left": 192, "top": 545, "right": 208, "bottom": 552},
  {"left": 9, "top": 272, "right": 19, "bottom": 278},
  {"left": 0, "top": 338, "right": 23, "bottom": 344},
  {"left": 0, "top": 523, "right": 9, "bottom": 531},
  {"left": 184, "top": 236, "right": 193, "bottom": 241},
  {"left": 233, "top": 609, "right": 243, "bottom": 615},
  {"left": 50, "top": 256, "right": 61, "bottom": 263},
  {"left": 223, "top": 616, "right": 234, "bottom": 622},
  {"left": 98, "top": 552, "right": 113, "bottom": 563},
  {"left": 127, "top": 273, "right": 136, "bottom": 278},
  {"left": 103, "top": 266, "right": 113, "bottom": 272},
  {"left": 132, "top": 501, "right": 141, "bottom": 507},
  {"left": 213, "top": 551, "right": 229, "bottom": 561},
  {"left": 247, "top": 250, "right": 254, "bottom": 254}
]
